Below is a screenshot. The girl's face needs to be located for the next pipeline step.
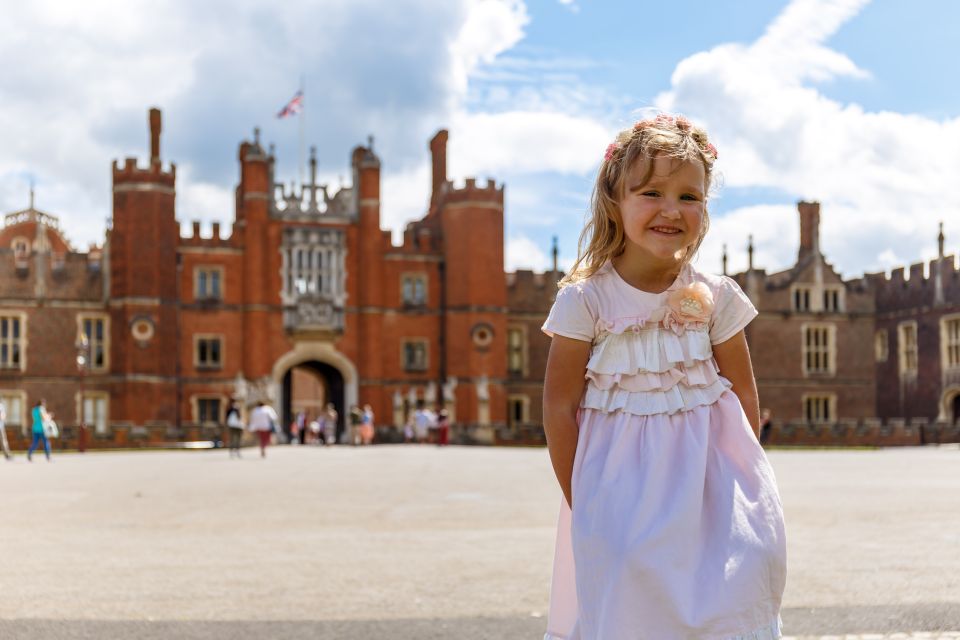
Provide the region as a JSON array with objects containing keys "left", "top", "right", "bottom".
[{"left": 617, "top": 155, "right": 706, "bottom": 266}]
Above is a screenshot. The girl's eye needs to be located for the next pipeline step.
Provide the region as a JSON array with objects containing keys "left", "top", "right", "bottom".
[
  {"left": 681, "top": 194, "right": 700, "bottom": 201},
  {"left": 641, "top": 191, "right": 660, "bottom": 197}
]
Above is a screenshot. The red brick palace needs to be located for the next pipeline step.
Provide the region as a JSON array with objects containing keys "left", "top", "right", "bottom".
[{"left": 1, "top": 108, "right": 958, "bottom": 448}]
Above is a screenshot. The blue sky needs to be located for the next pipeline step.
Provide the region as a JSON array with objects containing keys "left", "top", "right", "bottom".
[{"left": 2, "top": 0, "right": 958, "bottom": 279}]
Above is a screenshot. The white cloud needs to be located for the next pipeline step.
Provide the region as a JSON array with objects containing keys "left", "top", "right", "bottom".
[
  {"left": 656, "top": 0, "right": 960, "bottom": 277},
  {"left": 505, "top": 234, "right": 551, "bottom": 271}
]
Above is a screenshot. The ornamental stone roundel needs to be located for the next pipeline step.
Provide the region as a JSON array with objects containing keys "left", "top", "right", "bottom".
[
  {"left": 471, "top": 322, "right": 494, "bottom": 349},
  {"left": 131, "top": 317, "right": 155, "bottom": 343}
]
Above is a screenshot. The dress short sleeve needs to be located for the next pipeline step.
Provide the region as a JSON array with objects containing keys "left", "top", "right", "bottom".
[
  {"left": 542, "top": 283, "right": 596, "bottom": 343},
  {"left": 709, "top": 276, "right": 758, "bottom": 345}
]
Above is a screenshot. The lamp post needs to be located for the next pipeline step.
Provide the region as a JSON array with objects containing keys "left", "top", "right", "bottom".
[{"left": 75, "top": 332, "right": 89, "bottom": 453}]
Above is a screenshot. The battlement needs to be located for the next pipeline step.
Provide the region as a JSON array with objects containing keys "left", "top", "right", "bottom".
[
  {"left": 112, "top": 107, "right": 176, "bottom": 188},
  {"left": 862, "top": 254, "right": 959, "bottom": 309},
  {"left": 437, "top": 177, "right": 504, "bottom": 207},
  {"left": 180, "top": 220, "right": 233, "bottom": 247},
  {"left": 112, "top": 157, "right": 176, "bottom": 187}
]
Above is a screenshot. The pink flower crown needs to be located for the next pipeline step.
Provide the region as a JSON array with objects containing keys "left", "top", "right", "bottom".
[{"left": 604, "top": 114, "right": 718, "bottom": 162}]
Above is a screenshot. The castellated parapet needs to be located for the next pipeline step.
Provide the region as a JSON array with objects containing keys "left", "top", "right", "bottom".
[
  {"left": 434, "top": 177, "right": 504, "bottom": 208},
  {"left": 180, "top": 221, "right": 234, "bottom": 248},
  {"left": 862, "top": 255, "right": 960, "bottom": 311}
]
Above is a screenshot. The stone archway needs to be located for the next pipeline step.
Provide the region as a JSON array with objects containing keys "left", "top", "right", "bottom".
[
  {"left": 272, "top": 342, "right": 358, "bottom": 443},
  {"left": 938, "top": 385, "right": 960, "bottom": 424}
]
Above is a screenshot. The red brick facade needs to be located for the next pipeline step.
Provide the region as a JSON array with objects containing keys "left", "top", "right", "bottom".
[{"left": 1, "top": 110, "right": 958, "bottom": 449}]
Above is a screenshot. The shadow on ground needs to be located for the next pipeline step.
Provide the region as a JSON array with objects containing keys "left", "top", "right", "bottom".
[{"left": 2, "top": 605, "right": 959, "bottom": 639}]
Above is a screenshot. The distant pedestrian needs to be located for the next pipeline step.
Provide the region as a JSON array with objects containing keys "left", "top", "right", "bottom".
[
  {"left": 436, "top": 408, "right": 449, "bottom": 446},
  {"left": 248, "top": 401, "right": 278, "bottom": 458},
  {"left": 411, "top": 400, "right": 435, "bottom": 443},
  {"left": 759, "top": 408, "right": 773, "bottom": 445},
  {"left": 349, "top": 404, "right": 363, "bottom": 445},
  {"left": 27, "top": 399, "right": 52, "bottom": 462},
  {"left": 0, "top": 399, "right": 12, "bottom": 460},
  {"left": 359, "top": 404, "right": 375, "bottom": 445},
  {"left": 225, "top": 400, "right": 243, "bottom": 458},
  {"left": 322, "top": 403, "right": 338, "bottom": 445}
]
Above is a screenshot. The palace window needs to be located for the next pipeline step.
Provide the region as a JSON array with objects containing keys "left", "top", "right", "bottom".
[
  {"left": 507, "top": 395, "right": 529, "bottom": 427},
  {"left": 195, "top": 335, "right": 223, "bottom": 369},
  {"left": 802, "top": 324, "right": 835, "bottom": 375},
  {"left": 77, "top": 392, "right": 109, "bottom": 435},
  {"left": 822, "top": 286, "right": 844, "bottom": 312},
  {"left": 507, "top": 326, "right": 527, "bottom": 375},
  {"left": 0, "top": 390, "right": 26, "bottom": 425},
  {"left": 793, "top": 286, "right": 812, "bottom": 312},
  {"left": 941, "top": 316, "right": 960, "bottom": 371},
  {"left": 401, "top": 339, "right": 428, "bottom": 372},
  {"left": 0, "top": 314, "right": 25, "bottom": 371},
  {"left": 803, "top": 394, "right": 835, "bottom": 423},
  {"left": 898, "top": 321, "right": 918, "bottom": 376},
  {"left": 77, "top": 313, "right": 109, "bottom": 372},
  {"left": 401, "top": 273, "right": 428, "bottom": 306},
  {"left": 875, "top": 330, "right": 888, "bottom": 363},
  {"left": 195, "top": 266, "right": 223, "bottom": 300},
  {"left": 195, "top": 397, "right": 222, "bottom": 424}
]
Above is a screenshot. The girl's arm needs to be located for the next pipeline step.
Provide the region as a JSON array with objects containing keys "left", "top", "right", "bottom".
[
  {"left": 542, "top": 334, "right": 591, "bottom": 509},
  {"left": 712, "top": 330, "right": 761, "bottom": 437}
]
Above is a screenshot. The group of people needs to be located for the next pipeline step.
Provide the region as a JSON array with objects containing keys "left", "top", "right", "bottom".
[
  {"left": 0, "top": 397, "right": 57, "bottom": 462},
  {"left": 224, "top": 400, "right": 278, "bottom": 459},
  {"left": 403, "top": 400, "right": 449, "bottom": 445}
]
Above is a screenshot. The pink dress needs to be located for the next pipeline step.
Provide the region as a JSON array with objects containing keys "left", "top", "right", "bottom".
[{"left": 542, "top": 262, "right": 786, "bottom": 640}]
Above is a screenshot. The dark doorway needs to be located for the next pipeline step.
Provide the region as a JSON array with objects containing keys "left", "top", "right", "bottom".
[
  {"left": 952, "top": 394, "right": 960, "bottom": 425},
  {"left": 282, "top": 362, "right": 345, "bottom": 443}
]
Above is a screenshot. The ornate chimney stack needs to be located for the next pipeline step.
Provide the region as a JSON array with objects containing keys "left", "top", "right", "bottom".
[
  {"left": 429, "top": 130, "right": 448, "bottom": 207},
  {"left": 552, "top": 235, "right": 559, "bottom": 274},
  {"left": 938, "top": 221, "right": 945, "bottom": 259},
  {"left": 149, "top": 107, "right": 162, "bottom": 166},
  {"left": 798, "top": 201, "right": 821, "bottom": 260},
  {"left": 722, "top": 244, "right": 728, "bottom": 276}
]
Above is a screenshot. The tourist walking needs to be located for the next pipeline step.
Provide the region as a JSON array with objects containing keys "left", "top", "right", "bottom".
[
  {"left": 322, "top": 403, "right": 338, "bottom": 445},
  {"left": 436, "top": 408, "right": 449, "bottom": 446},
  {"left": 0, "top": 398, "right": 12, "bottom": 460},
  {"left": 411, "top": 400, "right": 435, "bottom": 443},
  {"left": 225, "top": 400, "right": 243, "bottom": 458},
  {"left": 359, "top": 404, "right": 375, "bottom": 445},
  {"left": 541, "top": 114, "right": 785, "bottom": 638},
  {"left": 348, "top": 404, "right": 363, "bottom": 445},
  {"left": 27, "top": 399, "right": 52, "bottom": 462},
  {"left": 248, "top": 401, "right": 278, "bottom": 458}
]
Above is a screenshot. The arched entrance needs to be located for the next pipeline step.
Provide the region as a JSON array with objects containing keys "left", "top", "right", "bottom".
[
  {"left": 283, "top": 362, "right": 345, "bottom": 442},
  {"left": 272, "top": 342, "right": 358, "bottom": 444},
  {"left": 939, "top": 386, "right": 960, "bottom": 425}
]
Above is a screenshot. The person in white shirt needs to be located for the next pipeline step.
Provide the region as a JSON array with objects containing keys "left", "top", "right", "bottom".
[
  {"left": 225, "top": 400, "right": 244, "bottom": 458},
  {"left": 248, "top": 401, "right": 278, "bottom": 458},
  {"left": 412, "top": 400, "right": 436, "bottom": 443},
  {"left": 0, "top": 400, "right": 12, "bottom": 460}
]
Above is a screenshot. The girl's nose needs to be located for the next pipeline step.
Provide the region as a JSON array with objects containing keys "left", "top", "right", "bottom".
[{"left": 662, "top": 202, "right": 681, "bottom": 219}]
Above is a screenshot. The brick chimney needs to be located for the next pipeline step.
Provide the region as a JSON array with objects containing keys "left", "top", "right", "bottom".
[
  {"left": 430, "top": 129, "right": 448, "bottom": 207},
  {"left": 149, "top": 107, "right": 162, "bottom": 166},
  {"left": 798, "top": 201, "right": 821, "bottom": 258}
]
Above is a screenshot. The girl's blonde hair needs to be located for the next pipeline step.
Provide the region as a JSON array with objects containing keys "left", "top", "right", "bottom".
[{"left": 560, "top": 114, "right": 718, "bottom": 287}]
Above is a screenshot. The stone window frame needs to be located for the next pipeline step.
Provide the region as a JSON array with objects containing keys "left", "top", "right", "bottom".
[
  {"left": 506, "top": 394, "right": 530, "bottom": 427},
  {"left": 10, "top": 235, "right": 30, "bottom": 258},
  {"left": 191, "top": 394, "right": 225, "bottom": 425},
  {"left": 0, "top": 389, "right": 27, "bottom": 426},
  {"left": 76, "top": 312, "right": 110, "bottom": 373},
  {"left": 940, "top": 313, "right": 960, "bottom": 372},
  {"left": 791, "top": 285, "right": 813, "bottom": 312},
  {"left": 802, "top": 393, "right": 836, "bottom": 423},
  {"left": 400, "top": 338, "right": 429, "bottom": 372},
  {"left": 0, "top": 312, "right": 27, "bottom": 372},
  {"left": 801, "top": 322, "right": 836, "bottom": 376},
  {"left": 194, "top": 334, "right": 224, "bottom": 370},
  {"left": 75, "top": 390, "right": 109, "bottom": 435},
  {"left": 897, "top": 320, "right": 918, "bottom": 376},
  {"left": 874, "top": 329, "right": 889, "bottom": 363},
  {"left": 506, "top": 324, "right": 528, "bottom": 376},
  {"left": 821, "top": 285, "right": 845, "bottom": 313},
  {"left": 194, "top": 265, "right": 225, "bottom": 301},
  {"left": 400, "top": 272, "right": 428, "bottom": 307}
]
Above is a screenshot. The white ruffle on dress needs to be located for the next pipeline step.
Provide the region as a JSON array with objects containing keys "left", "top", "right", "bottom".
[{"left": 542, "top": 262, "right": 786, "bottom": 640}]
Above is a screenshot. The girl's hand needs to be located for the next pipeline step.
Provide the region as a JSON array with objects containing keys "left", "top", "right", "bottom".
[
  {"left": 712, "top": 330, "right": 761, "bottom": 437},
  {"left": 543, "top": 335, "right": 592, "bottom": 508}
]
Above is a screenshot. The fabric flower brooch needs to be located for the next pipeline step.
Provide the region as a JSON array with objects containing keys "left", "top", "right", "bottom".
[{"left": 666, "top": 282, "right": 714, "bottom": 327}]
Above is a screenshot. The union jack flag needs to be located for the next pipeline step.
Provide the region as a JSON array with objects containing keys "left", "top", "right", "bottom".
[{"left": 276, "top": 91, "right": 303, "bottom": 119}]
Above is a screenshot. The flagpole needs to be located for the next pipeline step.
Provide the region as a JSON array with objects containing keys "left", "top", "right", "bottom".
[{"left": 299, "top": 75, "right": 305, "bottom": 187}]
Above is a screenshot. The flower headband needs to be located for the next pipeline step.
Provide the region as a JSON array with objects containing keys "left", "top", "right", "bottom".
[{"left": 603, "top": 114, "right": 718, "bottom": 162}]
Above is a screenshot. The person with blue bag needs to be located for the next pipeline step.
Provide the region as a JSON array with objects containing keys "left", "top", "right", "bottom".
[{"left": 27, "top": 398, "right": 53, "bottom": 462}]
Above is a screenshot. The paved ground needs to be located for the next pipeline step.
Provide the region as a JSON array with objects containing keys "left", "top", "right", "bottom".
[{"left": 1, "top": 444, "right": 958, "bottom": 639}]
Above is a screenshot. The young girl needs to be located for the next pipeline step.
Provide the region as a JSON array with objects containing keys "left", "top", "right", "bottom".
[{"left": 542, "top": 114, "right": 786, "bottom": 639}]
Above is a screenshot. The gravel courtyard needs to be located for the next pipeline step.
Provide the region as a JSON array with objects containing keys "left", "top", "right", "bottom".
[{"left": 2, "top": 444, "right": 958, "bottom": 639}]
